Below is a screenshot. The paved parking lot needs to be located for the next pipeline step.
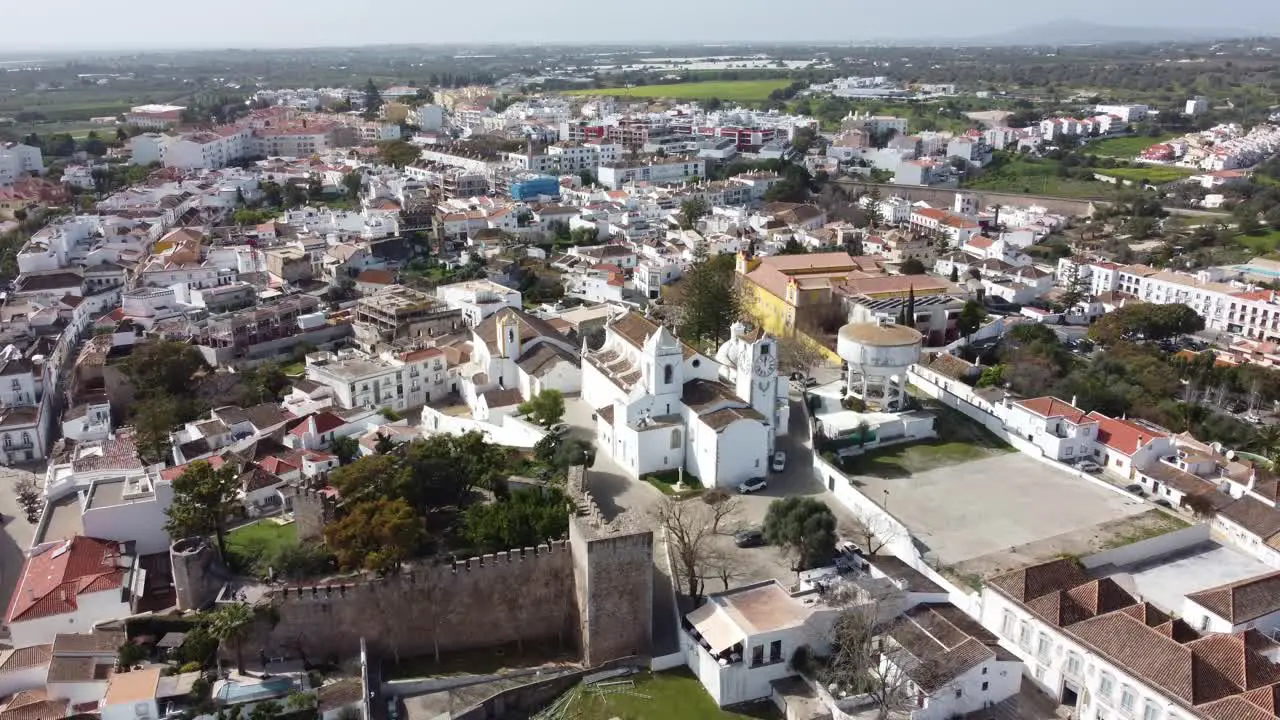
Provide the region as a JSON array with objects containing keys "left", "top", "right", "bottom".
[
  {"left": 1111, "top": 540, "right": 1274, "bottom": 616},
  {"left": 0, "top": 465, "right": 40, "bottom": 620},
  {"left": 851, "top": 452, "right": 1151, "bottom": 567}
]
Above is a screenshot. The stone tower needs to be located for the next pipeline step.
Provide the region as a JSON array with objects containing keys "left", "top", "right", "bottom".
[
  {"left": 567, "top": 466, "right": 654, "bottom": 665},
  {"left": 171, "top": 537, "right": 218, "bottom": 611}
]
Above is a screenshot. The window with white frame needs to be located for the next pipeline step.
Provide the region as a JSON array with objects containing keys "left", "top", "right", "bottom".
[
  {"left": 1142, "top": 702, "right": 1159, "bottom": 720},
  {"left": 1001, "top": 611, "right": 1015, "bottom": 637},
  {"left": 1066, "top": 652, "right": 1082, "bottom": 677},
  {"left": 1119, "top": 686, "right": 1135, "bottom": 714},
  {"left": 1018, "top": 622, "right": 1032, "bottom": 650},
  {"left": 1036, "top": 634, "right": 1052, "bottom": 661},
  {"left": 1099, "top": 674, "right": 1114, "bottom": 702}
]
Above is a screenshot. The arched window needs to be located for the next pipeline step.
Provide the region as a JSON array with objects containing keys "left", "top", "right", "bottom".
[
  {"left": 670, "top": 429, "right": 682, "bottom": 449},
  {"left": 663, "top": 364, "right": 673, "bottom": 384}
]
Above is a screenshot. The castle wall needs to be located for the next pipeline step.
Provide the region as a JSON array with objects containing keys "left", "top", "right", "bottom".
[{"left": 257, "top": 542, "right": 577, "bottom": 661}]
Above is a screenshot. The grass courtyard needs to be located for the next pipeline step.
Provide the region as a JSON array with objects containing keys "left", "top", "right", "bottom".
[
  {"left": 571, "top": 670, "right": 779, "bottom": 720},
  {"left": 837, "top": 405, "right": 1012, "bottom": 478},
  {"left": 1094, "top": 165, "right": 1195, "bottom": 185},
  {"left": 1082, "top": 133, "right": 1176, "bottom": 157},
  {"left": 1237, "top": 228, "right": 1280, "bottom": 254},
  {"left": 225, "top": 520, "right": 298, "bottom": 571},
  {"left": 563, "top": 79, "right": 792, "bottom": 103},
  {"left": 962, "top": 155, "right": 1108, "bottom": 199}
]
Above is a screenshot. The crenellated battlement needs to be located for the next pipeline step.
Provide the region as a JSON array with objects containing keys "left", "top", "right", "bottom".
[{"left": 269, "top": 540, "right": 572, "bottom": 601}]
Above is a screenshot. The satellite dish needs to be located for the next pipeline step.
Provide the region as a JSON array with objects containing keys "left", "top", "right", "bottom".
[
  {"left": 1225, "top": 450, "right": 1236, "bottom": 462},
  {"left": 1211, "top": 442, "right": 1224, "bottom": 454}
]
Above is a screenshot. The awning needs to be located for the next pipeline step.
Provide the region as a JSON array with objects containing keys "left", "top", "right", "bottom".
[{"left": 687, "top": 603, "right": 742, "bottom": 655}]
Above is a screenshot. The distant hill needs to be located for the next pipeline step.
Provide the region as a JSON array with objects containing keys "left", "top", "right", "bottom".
[{"left": 956, "top": 19, "right": 1261, "bottom": 46}]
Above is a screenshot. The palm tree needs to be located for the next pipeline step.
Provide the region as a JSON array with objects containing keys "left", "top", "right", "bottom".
[
  {"left": 330, "top": 436, "right": 360, "bottom": 466},
  {"left": 1252, "top": 425, "right": 1280, "bottom": 464},
  {"left": 373, "top": 432, "right": 396, "bottom": 455},
  {"left": 208, "top": 603, "right": 256, "bottom": 675}
]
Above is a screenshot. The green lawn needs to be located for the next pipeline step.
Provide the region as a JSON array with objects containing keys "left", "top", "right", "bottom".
[
  {"left": 838, "top": 405, "right": 1012, "bottom": 477},
  {"left": 564, "top": 80, "right": 793, "bottom": 103},
  {"left": 1239, "top": 228, "right": 1280, "bottom": 254},
  {"left": 572, "top": 670, "right": 780, "bottom": 720},
  {"left": 1083, "top": 133, "right": 1175, "bottom": 157},
  {"left": 281, "top": 361, "right": 306, "bottom": 376},
  {"left": 1094, "top": 166, "right": 1194, "bottom": 185},
  {"left": 644, "top": 469, "right": 704, "bottom": 498},
  {"left": 225, "top": 521, "right": 297, "bottom": 571},
  {"left": 963, "top": 157, "right": 1107, "bottom": 199}
]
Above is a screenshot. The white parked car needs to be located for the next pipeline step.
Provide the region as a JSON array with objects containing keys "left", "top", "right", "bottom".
[
  {"left": 738, "top": 477, "right": 768, "bottom": 495},
  {"left": 771, "top": 451, "right": 787, "bottom": 473}
]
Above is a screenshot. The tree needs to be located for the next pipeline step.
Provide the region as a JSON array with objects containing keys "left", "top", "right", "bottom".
[
  {"left": 655, "top": 496, "right": 718, "bottom": 602},
  {"left": 376, "top": 140, "right": 421, "bottom": 168},
  {"left": 166, "top": 460, "right": 241, "bottom": 559},
  {"left": 330, "top": 435, "right": 360, "bottom": 465},
  {"left": 948, "top": 265, "right": 959, "bottom": 283},
  {"left": 701, "top": 488, "right": 743, "bottom": 534},
  {"left": 678, "top": 197, "right": 710, "bottom": 230},
  {"left": 957, "top": 300, "right": 986, "bottom": 344},
  {"left": 120, "top": 340, "right": 207, "bottom": 400},
  {"left": 823, "top": 595, "right": 921, "bottom": 720},
  {"left": 240, "top": 363, "right": 289, "bottom": 405},
  {"left": 133, "top": 396, "right": 180, "bottom": 465},
  {"left": 117, "top": 641, "right": 147, "bottom": 671},
  {"left": 516, "top": 389, "right": 566, "bottom": 427},
  {"left": 257, "top": 542, "right": 332, "bottom": 581},
  {"left": 342, "top": 171, "right": 363, "bottom": 199},
  {"left": 1059, "top": 262, "right": 1086, "bottom": 311},
  {"left": 762, "top": 497, "right": 837, "bottom": 571},
  {"left": 14, "top": 474, "right": 42, "bottom": 523},
  {"left": 461, "top": 486, "right": 572, "bottom": 552},
  {"left": 779, "top": 335, "right": 825, "bottom": 382},
  {"left": 362, "top": 79, "right": 383, "bottom": 120},
  {"left": 324, "top": 498, "right": 423, "bottom": 573},
  {"left": 898, "top": 258, "right": 926, "bottom": 275},
  {"left": 675, "top": 252, "right": 742, "bottom": 349},
  {"left": 846, "top": 515, "right": 902, "bottom": 558},
  {"left": 578, "top": 170, "right": 597, "bottom": 187},
  {"left": 1251, "top": 425, "right": 1280, "bottom": 459},
  {"left": 207, "top": 603, "right": 256, "bottom": 675},
  {"left": 373, "top": 432, "right": 397, "bottom": 455}
]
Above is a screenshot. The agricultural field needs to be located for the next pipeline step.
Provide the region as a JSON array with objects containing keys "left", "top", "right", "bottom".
[
  {"left": 962, "top": 155, "right": 1109, "bottom": 199},
  {"left": 1082, "top": 133, "right": 1176, "bottom": 157},
  {"left": 1094, "top": 165, "right": 1195, "bottom": 185},
  {"left": 564, "top": 79, "right": 793, "bottom": 103}
]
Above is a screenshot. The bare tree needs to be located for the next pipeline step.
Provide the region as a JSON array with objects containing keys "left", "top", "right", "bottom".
[
  {"left": 845, "top": 514, "right": 903, "bottom": 558},
  {"left": 779, "top": 334, "right": 827, "bottom": 382},
  {"left": 703, "top": 544, "right": 749, "bottom": 592},
  {"left": 701, "top": 488, "right": 744, "bottom": 534},
  {"left": 14, "top": 474, "right": 43, "bottom": 523},
  {"left": 655, "top": 496, "right": 718, "bottom": 602},
  {"left": 822, "top": 598, "right": 920, "bottom": 720}
]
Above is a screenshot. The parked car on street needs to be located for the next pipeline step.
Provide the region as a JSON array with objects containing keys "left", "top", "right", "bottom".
[
  {"left": 1077, "top": 461, "right": 1101, "bottom": 473},
  {"left": 734, "top": 529, "right": 764, "bottom": 548},
  {"left": 1125, "top": 484, "right": 1146, "bottom": 497},
  {"left": 771, "top": 451, "right": 787, "bottom": 473},
  {"left": 738, "top": 477, "right": 768, "bottom": 495}
]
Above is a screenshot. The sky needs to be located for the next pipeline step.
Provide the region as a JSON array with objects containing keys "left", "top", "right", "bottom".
[{"left": 2, "top": 0, "right": 1279, "bottom": 52}]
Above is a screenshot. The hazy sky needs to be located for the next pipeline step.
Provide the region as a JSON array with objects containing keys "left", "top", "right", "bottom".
[{"left": 3, "top": 0, "right": 1279, "bottom": 52}]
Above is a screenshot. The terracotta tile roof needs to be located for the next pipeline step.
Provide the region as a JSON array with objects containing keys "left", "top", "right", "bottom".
[
  {"left": 474, "top": 307, "right": 565, "bottom": 354},
  {"left": 481, "top": 388, "right": 523, "bottom": 408},
  {"left": 595, "top": 406, "right": 615, "bottom": 426},
  {"left": 1086, "top": 411, "right": 1168, "bottom": 457},
  {"left": 986, "top": 557, "right": 1091, "bottom": 603},
  {"left": 1187, "top": 570, "right": 1280, "bottom": 624},
  {"left": 887, "top": 603, "right": 1002, "bottom": 693},
  {"left": 0, "top": 645, "right": 51, "bottom": 673},
  {"left": 1025, "top": 578, "right": 1137, "bottom": 627},
  {"left": 5, "top": 538, "right": 127, "bottom": 624},
  {"left": 1218, "top": 497, "right": 1280, "bottom": 542},
  {"left": 160, "top": 455, "right": 227, "bottom": 482},
  {"left": 288, "top": 411, "right": 347, "bottom": 438},
  {"left": 916, "top": 352, "right": 976, "bottom": 381},
  {"left": 355, "top": 269, "right": 396, "bottom": 285},
  {"left": 607, "top": 311, "right": 696, "bottom": 360},
  {"left": 52, "top": 630, "right": 127, "bottom": 655},
  {"left": 516, "top": 342, "right": 578, "bottom": 377},
  {"left": 0, "top": 690, "right": 67, "bottom": 720},
  {"left": 698, "top": 406, "right": 767, "bottom": 432},
  {"left": 316, "top": 679, "right": 363, "bottom": 713},
  {"left": 46, "top": 656, "right": 112, "bottom": 683},
  {"left": 1012, "top": 396, "right": 1090, "bottom": 425}
]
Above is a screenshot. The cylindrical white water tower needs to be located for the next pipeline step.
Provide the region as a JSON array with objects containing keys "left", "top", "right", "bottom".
[{"left": 836, "top": 319, "right": 922, "bottom": 412}]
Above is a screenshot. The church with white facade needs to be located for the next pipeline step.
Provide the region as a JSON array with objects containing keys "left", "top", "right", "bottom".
[{"left": 582, "top": 312, "right": 788, "bottom": 488}]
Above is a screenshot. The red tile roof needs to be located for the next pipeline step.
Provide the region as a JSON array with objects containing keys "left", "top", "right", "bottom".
[
  {"left": 289, "top": 411, "right": 347, "bottom": 438},
  {"left": 356, "top": 269, "right": 396, "bottom": 285},
  {"left": 1014, "top": 396, "right": 1090, "bottom": 424},
  {"left": 160, "top": 455, "right": 226, "bottom": 482},
  {"left": 1086, "top": 411, "right": 1167, "bottom": 457},
  {"left": 5, "top": 538, "right": 126, "bottom": 624}
]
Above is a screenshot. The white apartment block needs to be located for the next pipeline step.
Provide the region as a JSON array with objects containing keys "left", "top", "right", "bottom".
[
  {"left": 1094, "top": 104, "right": 1149, "bottom": 123},
  {"left": 304, "top": 347, "right": 452, "bottom": 412},
  {"left": 982, "top": 557, "right": 1280, "bottom": 720},
  {"left": 124, "top": 104, "right": 185, "bottom": 130},
  {"left": 597, "top": 157, "right": 707, "bottom": 190},
  {"left": 435, "top": 278, "right": 523, "bottom": 327},
  {"left": 0, "top": 143, "right": 44, "bottom": 185},
  {"left": 1086, "top": 262, "right": 1263, "bottom": 336}
]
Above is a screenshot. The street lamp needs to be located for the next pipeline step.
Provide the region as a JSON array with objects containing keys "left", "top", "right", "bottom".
[{"left": 883, "top": 489, "right": 890, "bottom": 512}]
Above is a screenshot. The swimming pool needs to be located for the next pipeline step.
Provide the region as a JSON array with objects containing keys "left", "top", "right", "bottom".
[{"left": 216, "top": 677, "right": 298, "bottom": 703}]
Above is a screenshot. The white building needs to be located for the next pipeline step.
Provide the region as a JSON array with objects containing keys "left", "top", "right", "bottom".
[
  {"left": 452, "top": 308, "right": 582, "bottom": 416},
  {"left": 125, "top": 104, "right": 185, "bottom": 129},
  {"left": 582, "top": 315, "right": 786, "bottom": 488},
  {"left": 597, "top": 157, "right": 707, "bottom": 190},
  {"left": 982, "top": 557, "right": 1280, "bottom": 720},
  {"left": 0, "top": 142, "right": 44, "bottom": 185},
  {"left": 1186, "top": 96, "right": 1209, "bottom": 116},
  {"left": 4, "top": 537, "right": 138, "bottom": 647},
  {"left": 1003, "top": 396, "right": 1099, "bottom": 463},
  {"left": 435, "top": 278, "right": 523, "bottom": 327},
  {"left": 1182, "top": 571, "right": 1280, "bottom": 636},
  {"left": 686, "top": 580, "right": 840, "bottom": 707},
  {"left": 305, "top": 345, "right": 453, "bottom": 412}
]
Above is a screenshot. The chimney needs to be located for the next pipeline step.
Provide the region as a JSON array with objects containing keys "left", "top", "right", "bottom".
[
  {"left": 1071, "top": 395, "right": 1077, "bottom": 408},
  {"left": 1249, "top": 468, "right": 1257, "bottom": 491}
]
